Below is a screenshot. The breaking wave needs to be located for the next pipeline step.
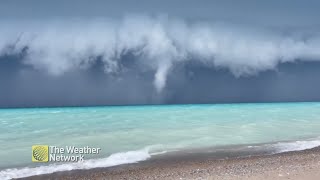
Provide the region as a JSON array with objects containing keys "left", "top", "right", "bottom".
[{"left": 0, "top": 148, "right": 151, "bottom": 180}]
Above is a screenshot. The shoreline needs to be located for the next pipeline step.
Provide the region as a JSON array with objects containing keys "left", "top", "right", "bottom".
[{"left": 21, "top": 146, "right": 320, "bottom": 180}]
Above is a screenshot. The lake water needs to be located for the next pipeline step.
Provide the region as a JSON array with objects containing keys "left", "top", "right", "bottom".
[{"left": 1, "top": 102, "right": 320, "bottom": 179}]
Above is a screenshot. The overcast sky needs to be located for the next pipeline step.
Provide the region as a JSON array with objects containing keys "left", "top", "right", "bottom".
[
  {"left": 1, "top": 0, "right": 320, "bottom": 108},
  {"left": 1, "top": 0, "right": 320, "bottom": 27}
]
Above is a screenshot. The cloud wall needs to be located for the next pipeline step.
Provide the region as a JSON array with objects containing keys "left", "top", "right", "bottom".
[{"left": 1, "top": 16, "right": 320, "bottom": 92}]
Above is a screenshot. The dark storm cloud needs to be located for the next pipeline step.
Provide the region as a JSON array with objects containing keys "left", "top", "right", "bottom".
[
  {"left": 1, "top": 0, "right": 320, "bottom": 107},
  {"left": 165, "top": 61, "right": 320, "bottom": 104},
  {"left": 1, "top": 54, "right": 320, "bottom": 108},
  {"left": 0, "top": 54, "right": 156, "bottom": 107}
]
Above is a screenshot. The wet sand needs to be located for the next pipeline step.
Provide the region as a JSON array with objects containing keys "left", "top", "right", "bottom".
[{"left": 22, "top": 147, "right": 320, "bottom": 180}]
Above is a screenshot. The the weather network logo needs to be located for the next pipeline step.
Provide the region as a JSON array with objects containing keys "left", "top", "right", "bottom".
[
  {"left": 32, "top": 145, "right": 101, "bottom": 163},
  {"left": 32, "top": 145, "right": 49, "bottom": 162}
]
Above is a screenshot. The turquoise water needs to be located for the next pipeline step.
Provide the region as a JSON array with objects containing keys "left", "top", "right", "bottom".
[{"left": 1, "top": 102, "right": 320, "bottom": 179}]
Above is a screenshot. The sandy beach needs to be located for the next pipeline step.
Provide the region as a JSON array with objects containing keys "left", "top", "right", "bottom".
[{"left": 21, "top": 146, "right": 320, "bottom": 180}]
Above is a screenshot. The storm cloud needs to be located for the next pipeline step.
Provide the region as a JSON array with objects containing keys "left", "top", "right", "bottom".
[
  {"left": 1, "top": 0, "right": 320, "bottom": 107},
  {"left": 1, "top": 16, "right": 320, "bottom": 92}
]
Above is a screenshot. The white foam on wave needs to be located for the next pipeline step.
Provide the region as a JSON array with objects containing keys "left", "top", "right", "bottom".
[
  {"left": 0, "top": 148, "right": 151, "bottom": 180},
  {"left": 272, "top": 139, "right": 320, "bottom": 153}
]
